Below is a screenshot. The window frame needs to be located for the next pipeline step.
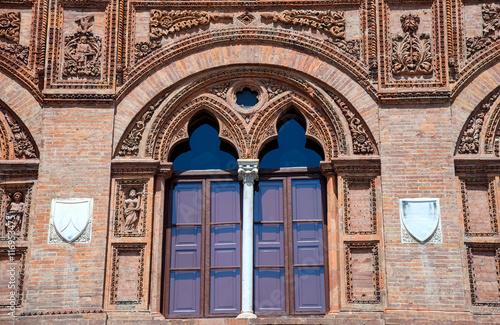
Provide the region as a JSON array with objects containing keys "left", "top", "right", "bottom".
[
  {"left": 255, "top": 167, "right": 329, "bottom": 316},
  {"left": 162, "top": 170, "right": 243, "bottom": 318}
]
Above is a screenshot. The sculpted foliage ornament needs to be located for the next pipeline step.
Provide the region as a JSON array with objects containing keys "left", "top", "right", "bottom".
[
  {"left": 330, "top": 93, "right": 374, "bottom": 154},
  {"left": 63, "top": 15, "right": 102, "bottom": 78},
  {"left": 262, "top": 10, "right": 345, "bottom": 39},
  {"left": 0, "top": 12, "right": 20, "bottom": 43},
  {"left": 119, "top": 105, "right": 155, "bottom": 156},
  {"left": 458, "top": 92, "right": 500, "bottom": 154},
  {"left": 2, "top": 109, "right": 36, "bottom": 159},
  {"left": 135, "top": 41, "right": 161, "bottom": 62},
  {"left": 150, "top": 10, "right": 233, "bottom": 40},
  {"left": 466, "top": 4, "right": 500, "bottom": 59},
  {"left": 391, "top": 14, "right": 433, "bottom": 76}
]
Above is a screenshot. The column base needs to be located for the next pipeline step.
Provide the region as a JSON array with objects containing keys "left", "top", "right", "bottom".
[{"left": 236, "top": 311, "right": 257, "bottom": 319}]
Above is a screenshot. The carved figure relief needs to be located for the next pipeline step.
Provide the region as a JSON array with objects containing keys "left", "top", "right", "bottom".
[
  {"left": 114, "top": 180, "right": 148, "bottom": 237},
  {"left": 5, "top": 192, "right": 25, "bottom": 234},
  {"left": 1, "top": 186, "right": 32, "bottom": 240},
  {"left": 262, "top": 10, "right": 345, "bottom": 39},
  {"left": 123, "top": 189, "right": 142, "bottom": 233},
  {"left": 391, "top": 14, "right": 433, "bottom": 76},
  {"left": 149, "top": 10, "right": 233, "bottom": 41},
  {"left": 63, "top": 15, "right": 102, "bottom": 78},
  {"left": 467, "top": 4, "right": 500, "bottom": 59}
]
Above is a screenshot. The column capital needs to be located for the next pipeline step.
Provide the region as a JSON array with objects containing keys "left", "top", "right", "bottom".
[{"left": 237, "top": 159, "right": 259, "bottom": 184}]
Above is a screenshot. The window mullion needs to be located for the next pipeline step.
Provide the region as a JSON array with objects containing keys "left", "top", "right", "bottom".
[{"left": 284, "top": 176, "right": 294, "bottom": 315}]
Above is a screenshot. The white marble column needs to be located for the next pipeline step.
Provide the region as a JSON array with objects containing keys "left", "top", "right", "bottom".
[{"left": 236, "top": 159, "right": 259, "bottom": 319}]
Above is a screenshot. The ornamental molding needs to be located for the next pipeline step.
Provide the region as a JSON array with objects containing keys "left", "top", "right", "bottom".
[
  {"left": 118, "top": 27, "right": 373, "bottom": 101},
  {"left": 343, "top": 177, "right": 377, "bottom": 235},
  {"left": 391, "top": 14, "right": 433, "bottom": 77},
  {"left": 466, "top": 244, "right": 500, "bottom": 307},
  {"left": 261, "top": 10, "right": 345, "bottom": 39},
  {"left": 0, "top": 247, "right": 26, "bottom": 308},
  {"left": 0, "top": 11, "right": 20, "bottom": 43},
  {"left": 457, "top": 91, "right": 500, "bottom": 155},
  {"left": 149, "top": 10, "right": 233, "bottom": 41},
  {"left": 110, "top": 243, "right": 146, "bottom": 305}
]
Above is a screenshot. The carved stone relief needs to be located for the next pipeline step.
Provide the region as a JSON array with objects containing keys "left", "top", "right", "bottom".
[
  {"left": 457, "top": 91, "right": 500, "bottom": 154},
  {"left": 63, "top": 15, "right": 102, "bottom": 78},
  {"left": 343, "top": 178, "right": 377, "bottom": 235},
  {"left": 262, "top": 10, "right": 345, "bottom": 39},
  {"left": 345, "top": 242, "right": 381, "bottom": 304},
  {"left": 2, "top": 108, "right": 37, "bottom": 159},
  {"left": 149, "top": 10, "right": 233, "bottom": 41},
  {"left": 0, "top": 11, "right": 28, "bottom": 65},
  {"left": 391, "top": 14, "right": 433, "bottom": 77},
  {"left": 466, "top": 244, "right": 500, "bottom": 307},
  {"left": 466, "top": 4, "right": 500, "bottom": 59},
  {"left": 110, "top": 244, "right": 145, "bottom": 305},
  {"left": 0, "top": 248, "right": 26, "bottom": 308},
  {"left": 134, "top": 41, "right": 161, "bottom": 63},
  {"left": 0, "top": 185, "right": 32, "bottom": 240},
  {"left": 118, "top": 105, "right": 155, "bottom": 156},
  {"left": 236, "top": 12, "right": 256, "bottom": 25},
  {"left": 460, "top": 178, "right": 498, "bottom": 237},
  {"left": 114, "top": 180, "right": 148, "bottom": 237},
  {"left": 329, "top": 92, "right": 375, "bottom": 155}
]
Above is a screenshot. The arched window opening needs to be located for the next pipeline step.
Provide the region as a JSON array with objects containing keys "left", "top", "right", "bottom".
[
  {"left": 259, "top": 110, "right": 324, "bottom": 169},
  {"left": 170, "top": 112, "right": 238, "bottom": 171},
  {"left": 253, "top": 109, "right": 328, "bottom": 315}
]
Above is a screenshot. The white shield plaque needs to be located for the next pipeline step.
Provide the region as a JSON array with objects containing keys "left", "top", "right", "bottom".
[
  {"left": 51, "top": 198, "right": 93, "bottom": 242},
  {"left": 400, "top": 198, "right": 440, "bottom": 243}
]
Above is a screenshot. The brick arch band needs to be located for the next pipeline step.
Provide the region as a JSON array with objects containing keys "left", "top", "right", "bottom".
[{"left": 115, "top": 67, "right": 379, "bottom": 161}]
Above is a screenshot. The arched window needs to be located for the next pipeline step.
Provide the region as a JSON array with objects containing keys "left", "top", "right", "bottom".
[
  {"left": 254, "top": 110, "right": 328, "bottom": 315},
  {"left": 164, "top": 113, "right": 242, "bottom": 317}
]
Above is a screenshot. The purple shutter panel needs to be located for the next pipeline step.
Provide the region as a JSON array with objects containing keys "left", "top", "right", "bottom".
[
  {"left": 255, "top": 181, "right": 283, "bottom": 222},
  {"left": 255, "top": 224, "right": 284, "bottom": 266},
  {"left": 293, "top": 222, "right": 324, "bottom": 265},
  {"left": 291, "top": 179, "right": 325, "bottom": 312},
  {"left": 170, "top": 182, "right": 203, "bottom": 315},
  {"left": 292, "top": 179, "right": 322, "bottom": 220},
  {"left": 254, "top": 268, "right": 285, "bottom": 312},
  {"left": 294, "top": 267, "right": 325, "bottom": 311},
  {"left": 173, "top": 183, "right": 202, "bottom": 224},
  {"left": 169, "top": 271, "right": 201, "bottom": 314},
  {"left": 210, "top": 269, "right": 241, "bottom": 313},
  {"left": 211, "top": 182, "right": 240, "bottom": 223},
  {"left": 210, "top": 182, "right": 241, "bottom": 314}
]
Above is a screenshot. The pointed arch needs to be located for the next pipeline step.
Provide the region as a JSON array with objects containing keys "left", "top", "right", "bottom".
[
  {"left": 151, "top": 95, "right": 247, "bottom": 162},
  {"left": 250, "top": 92, "right": 339, "bottom": 160}
]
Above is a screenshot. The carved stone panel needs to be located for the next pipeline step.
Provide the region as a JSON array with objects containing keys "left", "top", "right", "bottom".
[
  {"left": 114, "top": 180, "right": 148, "bottom": 237},
  {"left": 0, "top": 248, "right": 26, "bottom": 308},
  {"left": 48, "top": 198, "right": 93, "bottom": 244},
  {"left": 110, "top": 244, "right": 146, "bottom": 305},
  {"left": 400, "top": 198, "right": 442, "bottom": 244},
  {"left": 466, "top": 244, "right": 500, "bottom": 307},
  {"left": 461, "top": 178, "right": 498, "bottom": 237},
  {"left": 343, "top": 178, "right": 377, "bottom": 235},
  {"left": 63, "top": 15, "right": 102, "bottom": 79},
  {"left": 0, "top": 184, "right": 32, "bottom": 241},
  {"left": 345, "top": 242, "right": 381, "bottom": 304},
  {"left": 466, "top": 4, "right": 500, "bottom": 59},
  {"left": 391, "top": 14, "right": 433, "bottom": 77}
]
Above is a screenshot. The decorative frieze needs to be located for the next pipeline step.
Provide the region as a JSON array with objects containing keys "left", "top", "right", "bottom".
[
  {"left": 391, "top": 14, "right": 433, "bottom": 76},
  {"left": 63, "top": 15, "right": 102, "bottom": 78},
  {"left": 262, "top": 10, "right": 345, "bottom": 39},
  {"left": 149, "top": 10, "right": 233, "bottom": 41}
]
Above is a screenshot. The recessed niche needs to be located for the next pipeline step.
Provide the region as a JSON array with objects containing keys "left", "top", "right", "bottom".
[{"left": 235, "top": 88, "right": 259, "bottom": 108}]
